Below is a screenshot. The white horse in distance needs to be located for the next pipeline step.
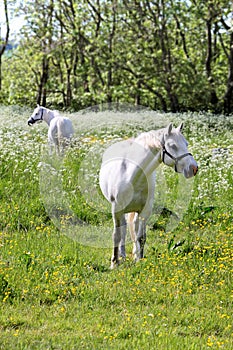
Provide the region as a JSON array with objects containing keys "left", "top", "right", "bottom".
[
  {"left": 28, "top": 105, "right": 74, "bottom": 154},
  {"left": 99, "top": 123, "right": 198, "bottom": 269}
]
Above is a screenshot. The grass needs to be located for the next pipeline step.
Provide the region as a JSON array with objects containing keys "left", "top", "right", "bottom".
[{"left": 0, "top": 105, "right": 233, "bottom": 349}]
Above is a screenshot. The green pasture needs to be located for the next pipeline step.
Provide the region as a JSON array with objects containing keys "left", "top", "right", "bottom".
[{"left": 0, "top": 105, "right": 232, "bottom": 349}]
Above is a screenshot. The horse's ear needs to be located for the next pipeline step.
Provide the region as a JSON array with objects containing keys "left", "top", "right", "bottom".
[
  {"left": 162, "top": 123, "right": 173, "bottom": 144},
  {"left": 177, "top": 123, "right": 184, "bottom": 133},
  {"left": 166, "top": 123, "right": 173, "bottom": 135}
]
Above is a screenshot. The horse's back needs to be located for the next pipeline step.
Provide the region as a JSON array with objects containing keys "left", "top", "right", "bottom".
[
  {"left": 101, "top": 139, "right": 133, "bottom": 163},
  {"left": 50, "top": 116, "right": 74, "bottom": 139}
]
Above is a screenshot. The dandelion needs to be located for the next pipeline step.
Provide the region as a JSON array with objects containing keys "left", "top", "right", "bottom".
[
  {"left": 60, "top": 306, "right": 66, "bottom": 313},
  {"left": 207, "top": 337, "right": 214, "bottom": 347},
  {"left": 13, "top": 329, "right": 19, "bottom": 337}
]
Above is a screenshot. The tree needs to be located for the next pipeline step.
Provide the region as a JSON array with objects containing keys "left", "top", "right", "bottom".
[
  {"left": 219, "top": 7, "right": 233, "bottom": 114},
  {"left": 19, "top": 0, "right": 55, "bottom": 106},
  {"left": 1, "top": 0, "right": 233, "bottom": 113}
]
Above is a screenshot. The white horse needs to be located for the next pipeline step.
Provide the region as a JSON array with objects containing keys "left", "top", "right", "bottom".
[
  {"left": 99, "top": 123, "right": 198, "bottom": 268},
  {"left": 28, "top": 105, "right": 74, "bottom": 154}
]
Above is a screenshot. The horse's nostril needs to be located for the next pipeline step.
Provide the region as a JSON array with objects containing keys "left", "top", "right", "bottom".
[{"left": 192, "top": 165, "right": 198, "bottom": 175}]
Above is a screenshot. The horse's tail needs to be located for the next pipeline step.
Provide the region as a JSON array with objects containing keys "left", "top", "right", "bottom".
[{"left": 127, "top": 212, "right": 138, "bottom": 243}]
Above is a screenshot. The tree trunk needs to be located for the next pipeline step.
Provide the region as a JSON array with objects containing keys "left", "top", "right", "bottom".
[
  {"left": 66, "top": 67, "right": 72, "bottom": 107},
  {"left": 0, "top": 0, "right": 10, "bottom": 91},
  {"left": 37, "top": 56, "right": 49, "bottom": 106},
  {"left": 106, "top": 1, "right": 116, "bottom": 104},
  {"left": 159, "top": 0, "right": 179, "bottom": 112},
  {"left": 135, "top": 80, "right": 141, "bottom": 106},
  {"left": 205, "top": 14, "right": 218, "bottom": 109},
  {"left": 224, "top": 31, "right": 233, "bottom": 114}
]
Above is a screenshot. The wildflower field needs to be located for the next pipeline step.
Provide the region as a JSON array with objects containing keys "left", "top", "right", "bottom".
[{"left": 0, "top": 105, "right": 232, "bottom": 349}]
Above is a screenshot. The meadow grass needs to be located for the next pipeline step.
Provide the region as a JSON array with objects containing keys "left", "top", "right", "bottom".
[{"left": 0, "top": 105, "right": 232, "bottom": 349}]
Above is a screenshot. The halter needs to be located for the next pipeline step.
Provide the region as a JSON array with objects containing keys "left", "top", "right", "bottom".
[{"left": 162, "top": 145, "right": 193, "bottom": 173}]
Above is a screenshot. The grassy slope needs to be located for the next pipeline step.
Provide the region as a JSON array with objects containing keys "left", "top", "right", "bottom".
[{"left": 0, "top": 106, "right": 232, "bottom": 349}]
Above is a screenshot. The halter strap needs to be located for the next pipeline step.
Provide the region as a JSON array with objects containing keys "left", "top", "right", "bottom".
[
  {"left": 162, "top": 145, "right": 192, "bottom": 172},
  {"left": 40, "top": 108, "right": 44, "bottom": 120}
]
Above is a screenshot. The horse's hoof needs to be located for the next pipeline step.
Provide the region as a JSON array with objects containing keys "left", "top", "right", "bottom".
[
  {"left": 110, "top": 263, "right": 117, "bottom": 270},
  {"left": 110, "top": 260, "right": 119, "bottom": 269},
  {"left": 120, "top": 254, "right": 126, "bottom": 261}
]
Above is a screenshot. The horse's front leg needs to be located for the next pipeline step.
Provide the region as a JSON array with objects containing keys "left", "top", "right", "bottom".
[
  {"left": 135, "top": 218, "right": 146, "bottom": 261},
  {"left": 127, "top": 212, "right": 139, "bottom": 260},
  {"left": 134, "top": 191, "right": 154, "bottom": 261}
]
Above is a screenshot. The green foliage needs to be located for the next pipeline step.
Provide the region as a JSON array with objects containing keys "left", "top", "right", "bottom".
[{"left": 1, "top": 0, "right": 232, "bottom": 113}]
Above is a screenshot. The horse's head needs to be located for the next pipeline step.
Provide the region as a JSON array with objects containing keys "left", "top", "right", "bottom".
[
  {"left": 161, "top": 123, "right": 198, "bottom": 178},
  {"left": 28, "top": 105, "right": 44, "bottom": 126}
]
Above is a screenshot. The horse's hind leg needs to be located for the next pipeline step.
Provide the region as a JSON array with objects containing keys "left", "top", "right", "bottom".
[
  {"left": 119, "top": 215, "right": 127, "bottom": 259},
  {"left": 111, "top": 213, "right": 122, "bottom": 269}
]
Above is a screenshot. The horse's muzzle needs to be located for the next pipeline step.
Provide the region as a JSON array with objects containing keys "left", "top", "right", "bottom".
[
  {"left": 28, "top": 118, "right": 35, "bottom": 126},
  {"left": 183, "top": 164, "right": 198, "bottom": 178}
]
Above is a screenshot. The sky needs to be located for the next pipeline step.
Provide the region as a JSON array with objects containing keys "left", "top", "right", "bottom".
[{"left": 0, "top": 2, "right": 25, "bottom": 40}]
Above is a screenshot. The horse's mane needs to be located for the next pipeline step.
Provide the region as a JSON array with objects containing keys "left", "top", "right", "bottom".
[
  {"left": 41, "top": 106, "right": 60, "bottom": 118},
  {"left": 53, "top": 110, "right": 60, "bottom": 118},
  {"left": 135, "top": 128, "right": 164, "bottom": 150}
]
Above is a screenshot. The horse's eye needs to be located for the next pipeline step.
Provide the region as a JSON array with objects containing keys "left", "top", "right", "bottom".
[{"left": 170, "top": 143, "right": 177, "bottom": 150}]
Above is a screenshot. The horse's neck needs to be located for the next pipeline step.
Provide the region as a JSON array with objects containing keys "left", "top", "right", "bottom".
[
  {"left": 141, "top": 147, "right": 162, "bottom": 176},
  {"left": 127, "top": 142, "right": 161, "bottom": 188},
  {"left": 43, "top": 109, "right": 55, "bottom": 126},
  {"left": 132, "top": 131, "right": 163, "bottom": 181}
]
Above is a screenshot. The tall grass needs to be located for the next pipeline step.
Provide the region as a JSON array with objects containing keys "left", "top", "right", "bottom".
[{"left": 0, "top": 105, "right": 232, "bottom": 349}]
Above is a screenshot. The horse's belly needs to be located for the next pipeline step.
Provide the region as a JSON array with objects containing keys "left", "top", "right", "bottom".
[
  {"left": 123, "top": 192, "right": 148, "bottom": 213},
  {"left": 102, "top": 176, "right": 149, "bottom": 214}
]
